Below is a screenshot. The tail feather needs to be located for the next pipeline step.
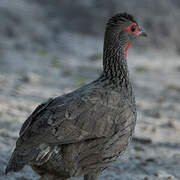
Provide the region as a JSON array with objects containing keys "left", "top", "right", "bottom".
[
  {"left": 5, "top": 150, "right": 25, "bottom": 174},
  {"left": 5, "top": 147, "right": 38, "bottom": 174}
]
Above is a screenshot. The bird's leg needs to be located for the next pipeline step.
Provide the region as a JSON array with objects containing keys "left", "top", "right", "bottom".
[{"left": 84, "top": 173, "right": 99, "bottom": 180}]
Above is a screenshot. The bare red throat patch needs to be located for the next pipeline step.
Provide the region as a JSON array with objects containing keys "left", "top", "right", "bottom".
[{"left": 125, "top": 42, "right": 132, "bottom": 58}]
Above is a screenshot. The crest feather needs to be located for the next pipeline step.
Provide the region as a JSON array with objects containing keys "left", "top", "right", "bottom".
[{"left": 107, "top": 12, "right": 137, "bottom": 28}]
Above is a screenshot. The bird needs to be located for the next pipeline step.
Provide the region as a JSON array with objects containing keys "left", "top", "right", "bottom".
[{"left": 5, "top": 12, "right": 147, "bottom": 180}]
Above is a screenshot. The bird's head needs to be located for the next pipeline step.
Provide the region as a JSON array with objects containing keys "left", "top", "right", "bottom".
[{"left": 105, "top": 12, "right": 147, "bottom": 58}]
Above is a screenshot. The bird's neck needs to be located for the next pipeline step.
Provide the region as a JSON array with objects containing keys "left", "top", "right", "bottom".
[{"left": 102, "top": 30, "right": 130, "bottom": 86}]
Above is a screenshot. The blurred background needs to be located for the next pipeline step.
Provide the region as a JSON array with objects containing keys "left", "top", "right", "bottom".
[{"left": 0, "top": 0, "right": 180, "bottom": 179}]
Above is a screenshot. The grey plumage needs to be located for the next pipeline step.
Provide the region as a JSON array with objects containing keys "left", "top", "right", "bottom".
[{"left": 5, "top": 12, "right": 147, "bottom": 180}]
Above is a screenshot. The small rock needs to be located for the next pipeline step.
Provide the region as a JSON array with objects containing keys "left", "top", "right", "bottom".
[
  {"left": 155, "top": 170, "right": 175, "bottom": 179},
  {"left": 168, "top": 120, "right": 180, "bottom": 130},
  {"left": 145, "top": 158, "right": 155, "bottom": 162},
  {"left": 22, "top": 72, "right": 42, "bottom": 83},
  {"left": 143, "top": 177, "right": 149, "bottom": 180},
  {"left": 133, "top": 137, "right": 152, "bottom": 144}
]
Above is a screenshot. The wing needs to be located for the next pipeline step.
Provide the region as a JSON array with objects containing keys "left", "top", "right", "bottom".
[
  {"left": 19, "top": 97, "right": 55, "bottom": 136},
  {"left": 18, "top": 90, "right": 119, "bottom": 147}
]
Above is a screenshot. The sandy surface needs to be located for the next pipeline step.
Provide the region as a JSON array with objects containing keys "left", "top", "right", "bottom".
[{"left": 0, "top": 0, "right": 180, "bottom": 180}]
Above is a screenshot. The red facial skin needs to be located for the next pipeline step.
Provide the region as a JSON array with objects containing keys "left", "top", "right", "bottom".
[
  {"left": 124, "top": 23, "right": 141, "bottom": 36},
  {"left": 124, "top": 23, "right": 140, "bottom": 58},
  {"left": 125, "top": 42, "right": 132, "bottom": 58}
]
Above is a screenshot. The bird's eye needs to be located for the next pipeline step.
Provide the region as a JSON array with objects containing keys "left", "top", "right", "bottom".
[{"left": 131, "top": 25, "right": 136, "bottom": 32}]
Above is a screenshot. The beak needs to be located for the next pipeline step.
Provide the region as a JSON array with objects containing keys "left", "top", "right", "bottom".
[{"left": 138, "top": 28, "right": 147, "bottom": 37}]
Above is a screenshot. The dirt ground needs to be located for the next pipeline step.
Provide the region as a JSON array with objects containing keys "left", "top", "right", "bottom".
[{"left": 0, "top": 1, "right": 180, "bottom": 180}]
